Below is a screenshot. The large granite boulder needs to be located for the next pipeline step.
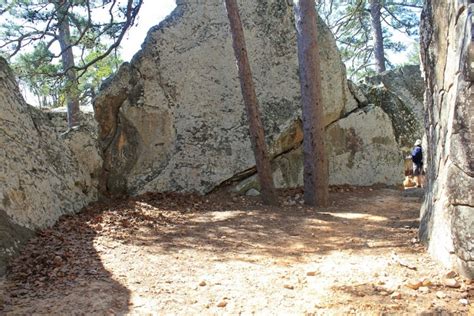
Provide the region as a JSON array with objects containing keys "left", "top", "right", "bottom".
[
  {"left": 361, "top": 65, "right": 425, "bottom": 152},
  {"left": 234, "top": 105, "right": 403, "bottom": 193},
  {"left": 419, "top": 1, "right": 474, "bottom": 278},
  {"left": 326, "top": 105, "right": 403, "bottom": 185},
  {"left": 94, "top": 0, "right": 407, "bottom": 196},
  {"left": 0, "top": 58, "right": 102, "bottom": 275}
]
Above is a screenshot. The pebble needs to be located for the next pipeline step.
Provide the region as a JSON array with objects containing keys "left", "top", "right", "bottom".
[
  {"left": 444, "top": 278, "right": 461, "bottom": 288},
  {"left": 284, "top": 284, "right": 294, "bottom": 290},
  {"left": 445, "top": 270, "right": 457, "bottom": 278},
  {"left": 217, "top": 300, "right": 228, "bottom": 307},
  {"left": 436, "top": 291, "right": 447, "bottom": 299},
  {"left": 418, "top": 286, "right": 430, "bottom": 294},
  {"left": 246, "top": 189, "right": 260, "bottom": 197},
  {"left": 306, "top": 271, "right": 317, "bottom": 276},
  {"left": 459, "top": 299, "right": 469, "bottom": 305},
  {"left": 199, "top": 281, "right": 206, "bottom": 287},
  {"left": 53, "top": 255, "right": 63, "bottom": 266},
  {"left": 390, "top": 292, "right": 402, "bottom": 299}
]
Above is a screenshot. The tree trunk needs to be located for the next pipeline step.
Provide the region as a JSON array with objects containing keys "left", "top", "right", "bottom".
[
  {"left": 224, "top": 0, "right": 278, "bottom": 205},
  {"left": 294, "top": 0, "right": 329, "bottom": 207},
  {"left": 55, "top": 1, "right": 80, "bottom": 128},
  {"left": 370, "top": 0, "right": 386, "bottom": 73}
]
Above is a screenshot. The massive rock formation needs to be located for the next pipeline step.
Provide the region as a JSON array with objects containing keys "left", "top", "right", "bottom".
[
  {"left": 0, "top": 0, "right": 423, "bottom": 275},
  {"left": 361, "top": 65, "right": 425, "bottom": 152},
  {"left": 94, "top": 0, "right": 405, "bottom": 196},
  {"left": 0, "top": 0, "right": 428, "bottom": 275},
  {"left": 419, "top": 1, "right": 474, "bottom": 278},
  {"left": 249, "top": 66, "right": 425, "bottom": 191},
  {"left": 0, "top": 58, "right": 102, "bottom": 275}
]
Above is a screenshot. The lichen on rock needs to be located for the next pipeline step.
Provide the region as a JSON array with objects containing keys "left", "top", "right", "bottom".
[
  {"left": 0, "top": 58, "right": 102, "bottom": 275},
  {"left": 95, "top": 0, "right": 407, "bottom": 196},
  {"left": 419, "top": 1, "right": 474, "bottom": 278}
]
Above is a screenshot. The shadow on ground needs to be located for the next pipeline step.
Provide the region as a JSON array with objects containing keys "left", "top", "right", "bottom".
[
  {"left": 0, "top": 211, "right": 131, "bottom": 314},
  {"left": 0, "top": 187, "right": 425, "bottom": 313},
  {"left": 42, "top": 186, "right": 426, "bottom": 268},
  {"left": 120, "top": 187, "right": 424, "bottom": 261}
]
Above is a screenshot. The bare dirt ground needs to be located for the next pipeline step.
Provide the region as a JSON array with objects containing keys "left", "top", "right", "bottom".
[{"left": 0, "top": 187, "right": 472, "bottom": 315}]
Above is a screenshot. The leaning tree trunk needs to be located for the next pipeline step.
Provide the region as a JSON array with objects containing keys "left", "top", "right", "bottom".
[
  {"left": 293, "top": 0, "right": 329, "bottom": 207},
  {"left": 370, "top": 0, "right": 386, "bottom": 73},
  {"left": 55, "top": 1, "right": 80, "bottom": 128},
  {"left": 224, "top": 0, "right": 278, "bottom": 205}
]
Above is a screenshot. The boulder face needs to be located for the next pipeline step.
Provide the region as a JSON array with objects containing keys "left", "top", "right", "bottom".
[
  {"left": 326, "top": 105, "right": 403, "bottom": 185},
  {"left": 419, "top": 1, "right": 474, "bottom": 278},
  {"left": 361, "top": 65, "right": 425, "bottom": 152},
  {"left": 0, "top": 58, "right": 102, "bottom": 275},
  {"left": 232, "top": 64, "right": 425, "bottom": 192},
  {"left": 233, "top": 105, "right": 405, "bottom": 193},
  {"left": 94, "top": 0, "right": 407, "bottom": 196}
]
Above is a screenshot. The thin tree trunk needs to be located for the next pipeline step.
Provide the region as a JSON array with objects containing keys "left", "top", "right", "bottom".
[
  {"left": 294, "top": 0, "right": 329, "bottom": 207},
  {"left": 55, "top": 1, "right": 80, "bottom": 128},
  {"left": 370, "top": 0, "right": 386, "bottom": 73},
  {"left": 224, "top": 0, "right": 278, "bottom": 205}
]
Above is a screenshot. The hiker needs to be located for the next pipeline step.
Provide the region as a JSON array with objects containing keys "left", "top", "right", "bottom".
[{"left": 411, "top": 139, "right": 423, "bottom": 188}]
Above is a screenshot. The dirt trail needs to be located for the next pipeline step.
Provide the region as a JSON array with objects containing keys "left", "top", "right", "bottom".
[{"left": 0, "top": 187, "right": 472, "bottom": 315}]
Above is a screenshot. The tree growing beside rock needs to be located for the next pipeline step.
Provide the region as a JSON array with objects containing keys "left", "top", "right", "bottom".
[
  {"left": 294, "top": 0, "right": 328, "bottom": 207},
  {"left": 224, "top": 0, "right": 278, "bottom": 205},
  {"left": 0, "top": 0, "right": 142, "bottom": 127}
]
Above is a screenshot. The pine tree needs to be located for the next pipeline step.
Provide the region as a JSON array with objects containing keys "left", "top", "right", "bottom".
[
  {"left": 294, "top": 0, "right": 329, "bottom": 207},
  {"left": 224, "top": 0, "right": 278, "bottom": 205},
  {"left": 370, "top": 0, "right": 386, "bottom": 73},
  {"left": 12, "top": 43, "right": 63, "bottom": 108},
  {"left": 0, "top": 0, "right": 142, "bottom": 127},
  {"left": 317, "top": 0, "right": 423, "bottom": 78}
]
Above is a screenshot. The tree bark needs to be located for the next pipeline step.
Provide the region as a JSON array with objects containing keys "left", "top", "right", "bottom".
[
  {"left": 224, "top": 0, "right": 278, "bottom": 205},
  {"left": 55, "top": 1, "right": 80, "bottom": 128},
  {"left": 370, "top": 0, "right": 386, "bottom": 73},
  {"left": 294, "top": 0, "right": 329, "bottom": 207}
]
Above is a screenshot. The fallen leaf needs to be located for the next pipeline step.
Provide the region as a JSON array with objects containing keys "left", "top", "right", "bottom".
[
  {"left": 391, "top": 253, "right": 417, "bottom": 270},
  {"left": 422, "top": 279, "right": 432, "bottom": 287},
  {"left": 406, "top": 281, "right": 423, "bottom": 290},
  {"left": 217, "top": 300, "right": 227, "bottom": 308}
]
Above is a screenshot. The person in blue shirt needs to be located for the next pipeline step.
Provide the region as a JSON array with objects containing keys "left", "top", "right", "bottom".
[{"left": 411, "top": 139, "right": 423, "bottom": 187}]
